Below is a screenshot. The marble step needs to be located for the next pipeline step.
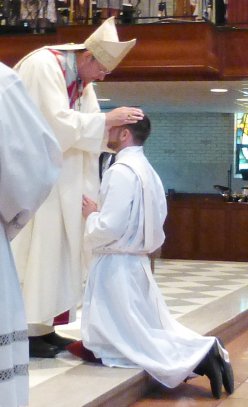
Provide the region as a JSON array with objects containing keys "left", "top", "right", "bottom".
[
  {"left": 29, "top": 286, "right": 248, "bottom": 407},
  {"left": 29, "top": 364, "right": 155, "bottom": 407}
]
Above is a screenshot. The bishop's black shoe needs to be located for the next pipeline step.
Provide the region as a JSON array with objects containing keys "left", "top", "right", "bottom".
[
  {"left": 217, "top": 338, "right": 235, "bottom": 394},
  {"left": 194, "top": 340, "right": 223, "bottom": 399},
  {"left": 29, "top": 336, "right": 59, "bottom": 358},
  {"left": 42, "top": 332, "right": 77, "bottom": 351}
]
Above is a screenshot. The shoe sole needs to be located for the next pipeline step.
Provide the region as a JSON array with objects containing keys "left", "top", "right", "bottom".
[
  {"left": 29, "top": 350, "right": 59, "bottom": 358},
  {"left": 29, "top": 354, "right": 58, "bottom": 358}
]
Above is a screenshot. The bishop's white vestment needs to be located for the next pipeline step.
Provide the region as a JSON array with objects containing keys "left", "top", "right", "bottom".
[
  {"left": 12, "top": 48, "right": 107, "bottom": 326},
  {"left": 0, "top": 62, "right": 61, "bottom": 407},
  {"left": 81, "top": 146, "right": 228, "bottom": 388}
]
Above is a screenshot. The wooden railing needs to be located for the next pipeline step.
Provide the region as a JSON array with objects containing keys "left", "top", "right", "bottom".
[{"left": 0, "top": 21, "right": 248, "bottom": 82}]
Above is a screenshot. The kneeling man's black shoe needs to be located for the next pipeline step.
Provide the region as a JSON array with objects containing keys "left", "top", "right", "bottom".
[
  {"left": 194, "top": 341, "right": 223, "bottom": 399},
  {"left": 29, "top": 336, "right": 59, "bottom": 358},
  {"left": 42, "top": 332, "right": 76, "bottom": 351},
  {"left": 220, "top": 359, "right": 234, "bottom": 394},
  {"left": 217, "top": 338, "right": 234, "bottom": 394}
]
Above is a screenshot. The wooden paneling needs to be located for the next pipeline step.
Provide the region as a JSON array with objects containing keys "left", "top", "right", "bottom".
[
  {"left": 0, "top": 32, "right": 57, "bottom": 67},
  {"left": 229, "top": 204, "right": 248, "bottom": 259},
  {"left": 162, "top": 194, "right": 248, "bottom": 261},
  {"left": 0, "top": 22, "right": 248, "bottom": 81},
  {"left": 164, "top": 206, "right": 195, "bottom": 258},
  {"left": 197, "top": 207, "right": 227, "bottom": 259},
  {"left": 227, "top": 0, "right": 248, "bottom": 25},
  {"left": 219, "top": 29, "right": 248, "bottom": 79},
  {"left": 112, "top": 22, "right": 220, "bottom": 81}
]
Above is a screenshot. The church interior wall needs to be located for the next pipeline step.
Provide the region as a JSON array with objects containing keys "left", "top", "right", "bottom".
[{"left": 144, "top": 111, "right": 244, "bottom": 194}]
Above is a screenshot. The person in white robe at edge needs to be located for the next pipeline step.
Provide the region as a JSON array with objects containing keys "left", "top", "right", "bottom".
[
  {"left": 0, "top": 62, "right": 61, "bottom": 407},
  {"left": 68, "top": 114, "right": 234, "bottom": 399},
  {"left": 11, "top": 16, "right": 144, "bottom": 359}
]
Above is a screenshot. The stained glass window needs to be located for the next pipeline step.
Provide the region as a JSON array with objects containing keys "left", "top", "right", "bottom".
[{"left": 235, "top": 113, "right": 248, "bottom": 178}]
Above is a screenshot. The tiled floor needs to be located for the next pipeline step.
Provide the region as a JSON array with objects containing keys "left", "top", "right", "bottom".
[
  {"left": 154, "top": 260, "right": 248, "bottom": 319},
  {"left": 29, "top": 259, "right": 248, "bottom": 406}
]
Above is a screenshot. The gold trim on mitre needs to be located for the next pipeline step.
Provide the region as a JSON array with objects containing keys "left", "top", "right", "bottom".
[{"left": 84, "top": 16, "right": 136, "bottom": 71}]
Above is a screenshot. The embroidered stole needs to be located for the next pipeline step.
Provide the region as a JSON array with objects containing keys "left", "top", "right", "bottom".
[{"left": 48, "top": 49, "right": 83, "bottom": 109}]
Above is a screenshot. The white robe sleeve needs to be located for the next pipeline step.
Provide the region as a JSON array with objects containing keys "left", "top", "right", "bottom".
[
  {"left": 15, "top": 50, "right": 106, "bottom": 153},
  {"left": 0, "top": 64, "right": 62, "bottom": 240},
  {"left": 85, "top": 165, "right": 137, "bottom": 249}
]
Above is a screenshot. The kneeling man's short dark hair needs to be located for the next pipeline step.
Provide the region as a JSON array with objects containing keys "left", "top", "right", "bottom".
[{"left": 125, "top": 115, "right": 151, "bottom": 145}]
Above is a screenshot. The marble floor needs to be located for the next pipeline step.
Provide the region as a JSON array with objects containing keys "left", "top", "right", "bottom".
[
  {"left": 28, "top": 259, "right": 248, "bottom": 406},
  {"left": 154, "top": 259, "right": 248, "bottom": 319}
]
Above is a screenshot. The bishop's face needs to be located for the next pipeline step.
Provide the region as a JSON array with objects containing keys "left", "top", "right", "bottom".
[{"left": 76, "top": 51, "right": 110, "bottom": 84}]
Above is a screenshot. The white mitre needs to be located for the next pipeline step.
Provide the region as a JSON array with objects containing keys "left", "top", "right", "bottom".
[
  {"left": 84, "top": 17, "right": 136, "bottom": 71},
  {"left": 50, "top": 17, "right": 136, "bottom": 71}
]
